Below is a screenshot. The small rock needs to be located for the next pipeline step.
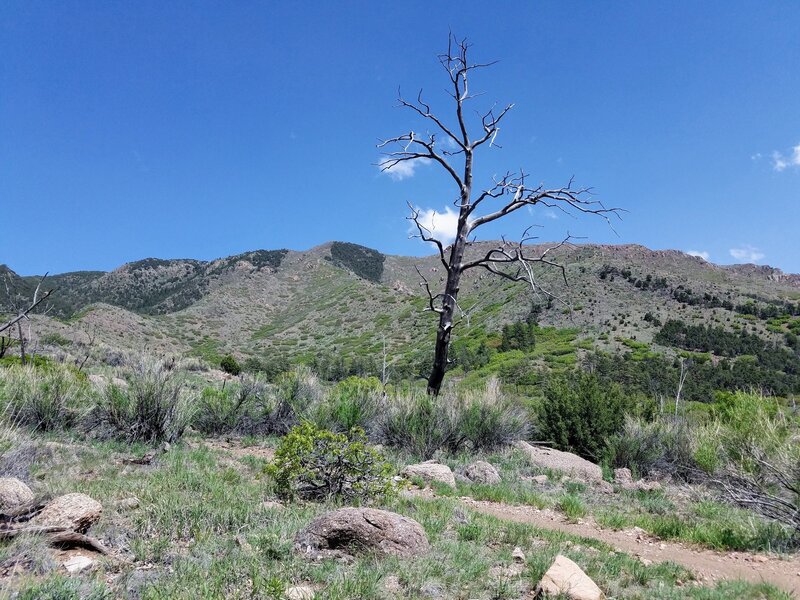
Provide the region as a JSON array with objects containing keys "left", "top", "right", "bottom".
[
  {"left": 383, "top": 575, "right": 403, "bottom": 595},
  {"left": 285, "top": 586, "right": 315, "bottom": 600},
  {"left": 0, "top": 477, "right": 34, "bottom": 510},
  {"left": 635, "top": 480, "right": 662, "bottom": 492},
  {"left": 613, "top": 468, "right": 633, "bottom": 485},
  {"left": 402, "top": 462, "right": 456, "bottom": 488},
  {"left": 263, "top": 500, "right": 285, "bottom": 510},
  {"left": 595, "top": 480, "right": 614, "bottom": 494},
  {"left": 117, "top": 496, "right": 140, "bottom": 510},
  {"left": 639, "top": 557, "right": 652, "bottom": 566},
  {"left": 512, "top": 546, "right": 526, "bottom": 563},
  {"left": 531, "top": 474, "right": 549, "bottom": 485},
  {"left": 536, "top": 554, "right": 604, "bottom": 600},
  {"left": 63, "top": 555, "right": 96, "bottom": 574},
  {"left": 463, "top": 461, "right": 501, "bottom": 485}
]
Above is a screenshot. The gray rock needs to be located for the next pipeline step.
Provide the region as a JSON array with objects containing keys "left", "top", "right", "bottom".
[
  {"left": 514, "top": 441, "right": 602, "bottom": 481},
  {"left": 463, "top": 461, "right": 501, "bottom": 485},
  {"left": 402, "top": 462, "right": 456, "bottom": 488},
  {"left": 0, "top": 477, "right": 34, "bottom": 510},
  {"left": 295, "top": 507, "right": 429, "bottom": 559},
  {"left": 536, "top": 554, "right": 604, "bottom": 600},
  {"left": 31, "top": 493, "right": 102, "bottom": 533}
]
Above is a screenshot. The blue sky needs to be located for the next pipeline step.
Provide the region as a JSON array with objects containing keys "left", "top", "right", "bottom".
[{"left": 2, "top": 1, "right": 798, "bottom": 275}]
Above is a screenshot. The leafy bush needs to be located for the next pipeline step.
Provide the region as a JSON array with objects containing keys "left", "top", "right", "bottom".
[
  {"left": 90, "top": 357, "right": 195, "bottom": 443},
  {"left": 538, "top": 372, "right": 642, "bottom": 461},
  {"left": 266, "top": 422, "right": 394, "bottom": 502},
  {"left": 0, "top": 364, "right": 85, "bottom": 431},
  {"left": 456, "top": 378, "right": 528, "bottom": 451},
  {"left": 220, "top": 354, "right": 242, "bottom": 376}
]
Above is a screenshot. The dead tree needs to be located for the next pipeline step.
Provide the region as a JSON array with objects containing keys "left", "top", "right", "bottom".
[
  {"left": 1, "top": 273, "right": 53, "bottom": 364},
  {"left": 379, "top": 36, "right": 617, "bottom": 396}
]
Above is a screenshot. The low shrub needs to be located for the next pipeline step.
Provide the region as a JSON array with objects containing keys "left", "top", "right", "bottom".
[
  {"left": 193, "top": 375, "right": 266, "bottom": 435},
  {"left": 268, "top": 367, "right": 324, "bottom": 434},
  {"left": 380, "top": 379, "right": 527, "bottom": 459},
  {"left": 0, "top": 364, "right": 85, "bottom": 431},
  {"left": 266, "top": 422, "right": 394, "bottom": 502},
  {"left": 606, "top": 416, "right": 697, "bottom": 479},
  {"left": 314, "top": 376, "right": 382, "bottom": 433},
  {"left": 90, "top": 357, "right": 195, "bottom": 443}
]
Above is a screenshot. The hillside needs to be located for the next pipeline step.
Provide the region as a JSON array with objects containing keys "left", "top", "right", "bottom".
[{"left": 2, "top": 241, "right": 799, "bottom": 381}]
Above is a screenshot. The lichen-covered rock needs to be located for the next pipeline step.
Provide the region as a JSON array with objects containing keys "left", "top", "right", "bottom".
[
  {"left": 0, "top": 477, "right": 34, "bottom": 510},
  {"left": 463, "top": 461, "right": 501, "bottom": 485},
  {"left": 31, "top": 493, "right": 102, "bottom": 533},
  {"left": 613, "top": 468, "right": 633, "bottom": 485},
  {"left": 295, "top": 507, "right": 429, "bottom": 559},
  {"left": 402, "top": 462, "right": 456, "bottom": 488},
  {"left": 514, "top": 441, "right": 602, "bottom": 481}
]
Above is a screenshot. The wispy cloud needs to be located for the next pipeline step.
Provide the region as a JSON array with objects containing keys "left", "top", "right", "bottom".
[
  {"left": 542, "top": 209, "right": 559, "bottom": 220},
  {"left": 729, "top": 245, "right": 765, "bottom": 263},
  {"left": 686, "top": 250, "right": 709, "bottom": 261},
  {"left": 771, "top": 143, "right": 800, "bottom": 172},
  {"left": 411, "top": 206, "right": 461, "bottom": 245},
  {"left": 378, "top": 157, "right": 428, "bottom": 181}
]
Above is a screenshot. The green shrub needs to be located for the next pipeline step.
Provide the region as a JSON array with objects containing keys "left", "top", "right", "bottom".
[
  {"left": 607, "top": 416, "right": 697, "bottom": 479},
  {"left": 456, "top": 378, "right": 529, "bottom": 452},
  {"left": 220, "top": 354, "right": 242, "bottom": 376},
  {"left": 193, "top": 375, "right": 265, "bottom": 434},
  {"left": 538, "top": 372, "right": 641, "bottom": 461},
  {"left": 90, "top": 357, "right": 195, "bottom": 443},
  {"left": 267, "top": 367, "right": 325, "bottom": 434},
  {"left": 266, "top": 422, "right": 394, "bottom": 502}
]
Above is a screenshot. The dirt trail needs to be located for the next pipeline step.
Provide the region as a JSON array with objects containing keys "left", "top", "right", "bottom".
[{"left": 464, "top": 498, "right": 800, "bottom": 596}]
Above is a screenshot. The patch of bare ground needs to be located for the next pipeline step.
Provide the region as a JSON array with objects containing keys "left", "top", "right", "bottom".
[
  {"left": 186, "top": 437, "right": 275, "bottom": 461},
  {"left": 464, "top": 497, "right": 800, "bottom": 595}
]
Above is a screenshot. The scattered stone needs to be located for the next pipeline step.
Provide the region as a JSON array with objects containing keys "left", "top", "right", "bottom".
[
  {"left": 635, "top": 480, "right": 662, "bottom": 492},
  {"left": 0, "top": 477, "right": 34, "bottom": 510},
  {"left": 531, "top": 474, "right": 549, "bottom": 485},
  {"left": 535, "top": 554, "right": 604, "bottom": 600},
  {"left": 235, "top": 534, "right": 254, "bottom": 553},
  {"left": 63, "top": 554, "right": 96, "bottom": 574},
  {"left": 613, "top": 468, "right": 633, "bottom": 485},
  {"left": 383, "top": 575, "right": 403, "bottom": 595},
  {"left": 294, "top": 507, "right": 429, "bottom": 559},
  {"left": 401, "top": 462, "right": 456, "bottom": 488},
  {"left": 285, "top": 586, "right": 315, "bottom": 600},
  {"left": 639, "top": 557, "right": 653, "bottom": 567},
  {"left": 463, "top": 461, "right": 501, "bottom": 485},
  {"left": 117, "top": 496, "right": 140, "bottom": 510},
  {"left": 512, "top": 546, "right": 526, "bottom": 563},
  {"left": 595, "top": 480, "right": 615, "bottom": 494},
  {"left": 513, "top": 441, "right": 602, "bottom": 482},
  {"left": 31, "top": 493, "right": 102, "bottom": 533},
  {"left": 420, "top": 582, "right": 445, "bottom": 599},
  {"left": 263, "top": 500, "right": 285, "bottom": 510}
]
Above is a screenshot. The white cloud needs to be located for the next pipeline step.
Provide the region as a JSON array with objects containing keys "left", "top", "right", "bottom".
[
  {"left": 411, "top": 206, "right": 461, "bottom": 245},
  {"left": 686, "top": 250, "right": 709, "bottom": 261},
  {"left": 378, "top": 157, "right": 428, "bottom": 181},
  {"left": 542, "top": 209, "right": 559, "bottom": 220},
  {"left": 771, "top": 143, "right": 800, "bottom": 172},
  {"left": 729, "top": 245, "right": 765, "bottom": 263}
]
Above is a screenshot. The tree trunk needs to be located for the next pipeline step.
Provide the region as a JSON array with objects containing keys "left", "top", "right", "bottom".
[{"left": 427, "top": 227, "right": 469, "bottom": 396}]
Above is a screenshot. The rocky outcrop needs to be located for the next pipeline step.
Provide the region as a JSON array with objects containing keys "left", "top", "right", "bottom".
[
  {"left": 536, "top": 554, "right": 604, "bottom": 600},
  {"left": 514, "top": 441, "right": 602, "bottom": 481},
  {"left": 463, "top": 461, "right": 501, "bottom": 485},
  {"left": 31, "top": 493, "right": 102, "bottom": 533},
  {"left": 295, "top": 507, "right": 429, "bottom": 559},
  {"left": 402, "top": 461, "right": 456, "bottom": 488}
]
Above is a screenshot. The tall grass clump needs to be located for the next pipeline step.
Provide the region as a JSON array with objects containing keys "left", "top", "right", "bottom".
[
  {"left": 192, "top": 374, "right": 266, "bottom": 434},
  {"left": 267, "top": 367, "right": 325, "bottom": 434},
  {"left": 90, "top": 356, "right": 195, "bottom": 443},
  {"left": 313, "top": 376, "right": 382, "bottom": 434},
  {"left": 607, "top": 415, "right": 697, "bottom": 479},
  {"left": 0, "top": 364, "right": 86, "bottom": 431},
  {"left": 380, "top": 378, "right": 528, "bottom": 459}
]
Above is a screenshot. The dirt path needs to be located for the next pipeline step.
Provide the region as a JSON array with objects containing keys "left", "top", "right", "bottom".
[{"left": 464, "top": 498, "right": 800, "bottom": 596}]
